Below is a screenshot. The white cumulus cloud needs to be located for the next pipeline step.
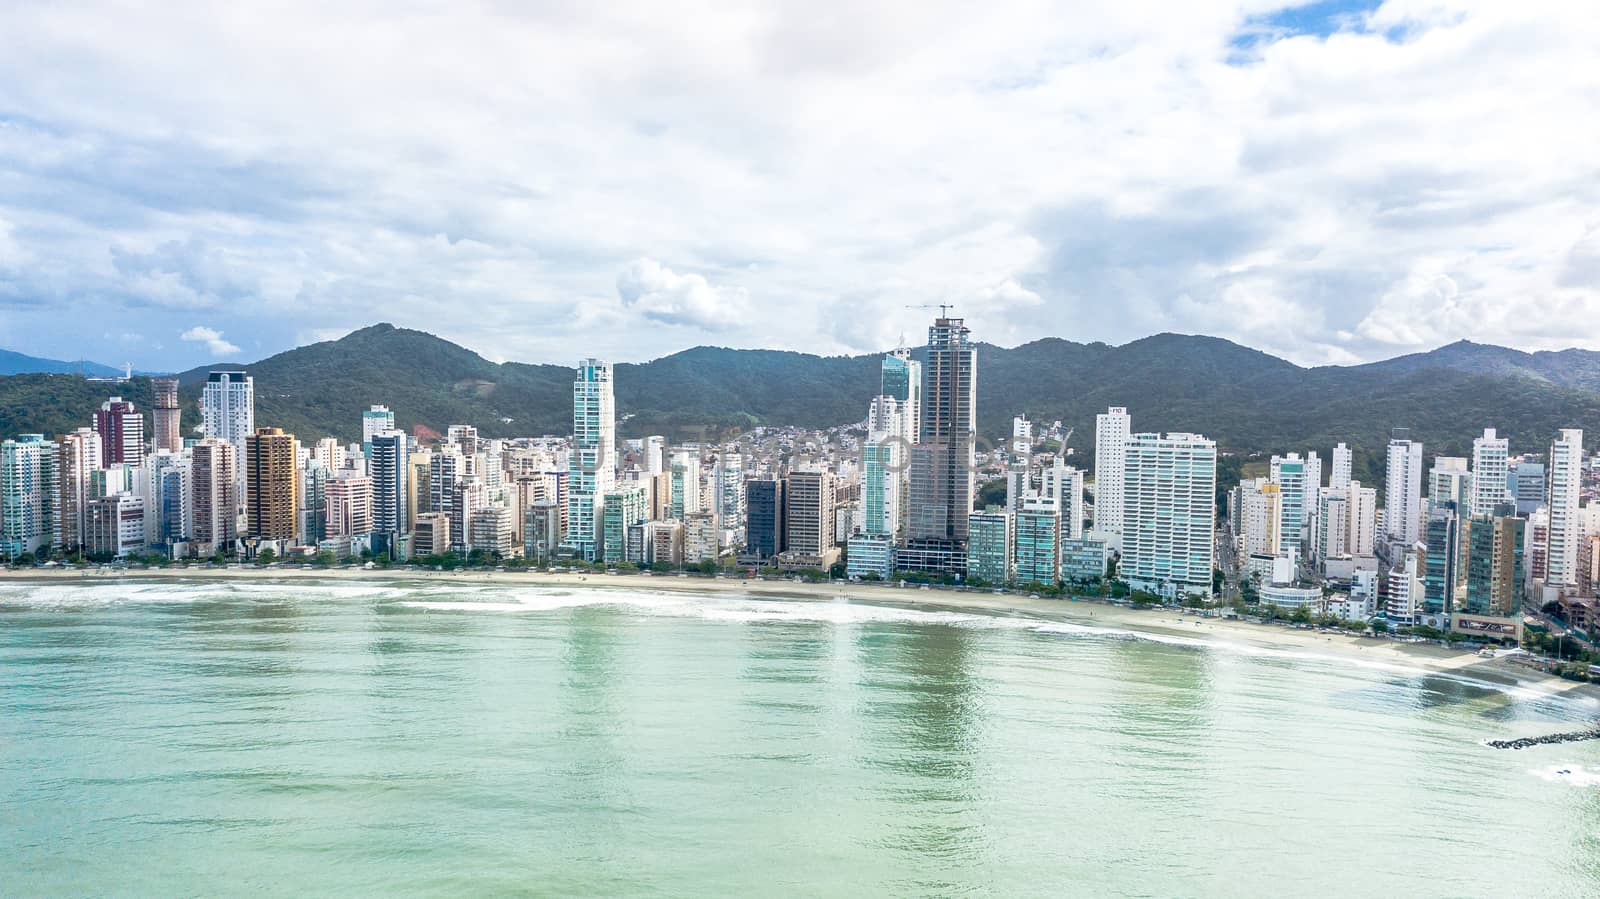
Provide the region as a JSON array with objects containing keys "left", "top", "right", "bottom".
[
  {"left": 616, "top": 258, "right": 746, "bottom": 330},
  {"left": 180, "top": 325, "right": 241, "bottom": 357}
]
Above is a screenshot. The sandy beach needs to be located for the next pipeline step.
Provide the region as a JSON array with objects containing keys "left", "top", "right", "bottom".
[{"left": 3, "top": 564, "right": 1594, "bottom": 701}]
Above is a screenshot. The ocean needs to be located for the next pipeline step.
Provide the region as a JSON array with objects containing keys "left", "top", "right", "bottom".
[{"left": 3, "top": 577, "right": 1598, "bottom": 896}]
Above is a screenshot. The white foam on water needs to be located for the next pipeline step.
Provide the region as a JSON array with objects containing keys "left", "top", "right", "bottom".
[{"left": 1530, "top": 764, "right": 1600, "bottom": 786}]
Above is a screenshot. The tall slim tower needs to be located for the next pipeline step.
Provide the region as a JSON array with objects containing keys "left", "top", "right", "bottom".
[
  {"left": 1094, "top": 406, "right": 1131, "bottom": 549},
  {"left": 907, "top": 318, "right": 976, "bottom": 543},
  {"left": 190, "top": 439, "right": 237, "bottom": 553},
  {"left": 201, "top": 370, "right": 254, "bottom": 510},
  {"left": 54, "top": 428, "right": 102, "bottom": 553},
  {"left": 1330, "top": 442, "right": 1353, "bottom": 491},
  {"left": 153, "top": 377, "right": 182, "bottom": 452},
  {"left": 1546, "top": 428, "right": 1583, "bottom": 589},
  {"left": 562, "top": 359, "right": 615, "bottom": 562},
  {"left": 369, "top": 429, "right": 409, "bottom": 537},
  {"left": 880, "top": 347, "right": 922, "bottom": 447},
  {"left": 1470, "top": 428, "right": 1510, "bottom": 518},
  {"left": 1385, "top": 432, "right": 1424, "bottom": 546},
  {"left": 1, "top": 434, "right": 58, "bottom": 559}
]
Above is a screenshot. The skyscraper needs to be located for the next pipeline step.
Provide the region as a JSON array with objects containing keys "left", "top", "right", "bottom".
[
  {"left": 670, "top": 450, "right": 700, "bottom": 520},
  {"left": 714, "top": 449, "right": 745, "bottom": 533},
  {"left": 1385, "top": 433, "right": 1424, "bottom": 546},
  {"left": 562, "top": 359, "right": 615, "bottom": 562},
  {"left": 1429, "top": 456, "right": 1471, "bottom": 511},
  {"left": 94, "top": 396, "right": 144, "bottom": 466},
  {"left": 190, "top": 439, "right": 237, "bottom": 554},
  {"left": 1121, "top": 432, "right": 1217, "bottom": 598},
  {"left": 1094, "top": 406, "right": 1131, "bottom": 549},
  {"left": 369, "top": 429, "right": 408, "bottom": 537},
  {"left": 1, "top": 434, "right": 58, "bottom": 559},
  {"left": 1464, "top": 506, "right": 1524, "bottom": 616},
  {"left": 862, "top": 396, "right": 903, "bottom": 538},
  {"left": 744, "top": 479, "right": 785, "bottom": 560},
  {"left": 201, "top": 370, "right": 254, "bottom": 509},
  {"left": 907, "top": 318, "right": 976, "bottom": 544},
  {"left": 1546, "top": 428, "right": 1583, "bottom": 589},
  {"left": 644, "top": 436, "right": 666, "bottom": 476},
  {"left": 1269, "top": 453, "right": 1308, "bottom": 559},
  {"left": 1330, "top": 442, "right": 1353, "bottom": 491},
  {"left": 55, "top": 427, "right": 101, "bottom": 553},
  {"left": 152, "top": 377, "right": 182, "bottom": 452},
  {"left": 244, "top": 427, "right": 300, "bottom": 543},
  {"left": 782, "top": 470, "right": 835, "bottom": 560},
  {"left": 1470, "top": 428, "right": 1510, "bottom": 518}
]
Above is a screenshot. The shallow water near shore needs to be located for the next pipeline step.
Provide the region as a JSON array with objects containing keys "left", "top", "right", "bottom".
[{"left": 5, "top": 577, "right": 1600, "bottom": 896}]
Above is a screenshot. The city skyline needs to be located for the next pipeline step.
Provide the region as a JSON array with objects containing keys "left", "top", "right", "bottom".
[{"left": 3, "top": 3, "right": 1599, "bottom": 372}]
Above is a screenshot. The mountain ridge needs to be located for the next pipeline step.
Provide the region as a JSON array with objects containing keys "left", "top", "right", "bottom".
[{"left": 5, "top": 323, "right": 1600, "bottom": 489}]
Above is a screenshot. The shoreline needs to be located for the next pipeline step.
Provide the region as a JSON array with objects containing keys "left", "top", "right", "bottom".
[{"left": 4, "top": 565, "right": 1596, "bottom": 702}]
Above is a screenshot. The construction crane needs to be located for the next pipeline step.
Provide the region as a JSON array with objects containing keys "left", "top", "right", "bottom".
[{"left": 905, "top": 303, "right": 956, "bottom": 317}]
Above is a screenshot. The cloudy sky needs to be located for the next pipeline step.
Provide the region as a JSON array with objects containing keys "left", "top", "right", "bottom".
[{"left": 1, "top": 0, "right": 1597, "bottom": 370}]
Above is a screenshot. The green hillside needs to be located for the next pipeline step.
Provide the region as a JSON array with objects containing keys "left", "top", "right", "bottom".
[{"left": 5, "top": 323, "right": 1600, "bottom": 487}]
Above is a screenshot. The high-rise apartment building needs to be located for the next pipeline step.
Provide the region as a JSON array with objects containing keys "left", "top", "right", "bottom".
[
  {"left": 446, "top": 425, "right": 480, "bottom": 456},
  {"left": 361, "top": 405, "right": 395, "bottom": 452},
  {"left": 1470, "top": 428, "right": 1510, "bottom": 518},
  {"left": 1, "top": 434, "right": 58, "bottom": 559},
  {"left": 1121, "top": 432, "right": 1217, "bottom": 598},
  {"left": 244, "top": 427, "right": 300, "bottom": 542},
  {"left": 201, "top": 370, "right": 254, "bottom": 504},
  {"left": 1429, "top": 456, "right": 1470, "bottom": 510},
  {"left": 369, "top": 429, "right": 408, "bottom": 537},
  {"left": 94, "top": 396, "right": 144, "bottom": 466},
  {"left": 1269, "top": 453, "right": 1309, "bottom": 559},
  {"left": 153, "top": 377, "right": 183, "bottom": 453},
  {"left": 1423, "top": 507, "right": 1459, "bottom": 614},
  {"left": 413, "top": 512, "right": 451, "bottom": 557},
  {"left": 1464, "top": 507, "right": 1525, "bottom": 616},
  {"left": 1239, "top": 478, "right": 1283, "bottom": 558},
  {"left": 55, "top": 427, "right": 102, "bottom": 553},
  {"left": 965, "top": 510, "right": 1011, "bottom": 585},
  {"left": 562, "top": 359, "right": 615, "bottom": 562},
  {"left": 1330, "top": 442, "right": 1353, "bottom": 491},
  {"left": 745, "top": 479, "right": 785, "bottom": 560},
  {"left": 1094, "top": 406, "right": 1131, "bottom": 549},
  {"left": 670, "top": 450, "right": 701, "bottom": 521},
  {"left": 1385, "top": 433, "right": 1424, "bottom": 546},
  {"left": 862, "top": 395, "right": 904, "bottom": 539},
  {"left": 86, "top": 492, "right": 144, "bottom": 558},
  {"left": 1511, "top": 461, "right": 1545, "bottom": 516},
  {"left": 907, "top": 318, "right": 976, "bottom": 544},
  {"left": 325, "top": 470, "right": 373, "bottom": 539},
  {"left": 714, "top": 450, "right": 745, "bottom": 533},
  {"left": 1546, "top": 428, "right": 1583, "bottom": 589},
  {"left": 602, "top": 486, "right": 647, "bottom": 564},
  {"left": 1013, "top": 505, "right": 1061, "bottom": 586},
  {"left": 190, "top": 439, "right": 237, "bottom": 553},
  {"left": 782, "top": 470, "right": 835, "bottom": 560}
]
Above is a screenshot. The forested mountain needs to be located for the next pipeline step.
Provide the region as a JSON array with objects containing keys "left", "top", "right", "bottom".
[{"left": 5, "top": 323, "right": 1600, "bottom": 487}]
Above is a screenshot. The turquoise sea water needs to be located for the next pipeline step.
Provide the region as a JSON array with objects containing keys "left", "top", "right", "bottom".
[{"left": 3, "top": 577, "right": 1600, "bottom": 896}]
